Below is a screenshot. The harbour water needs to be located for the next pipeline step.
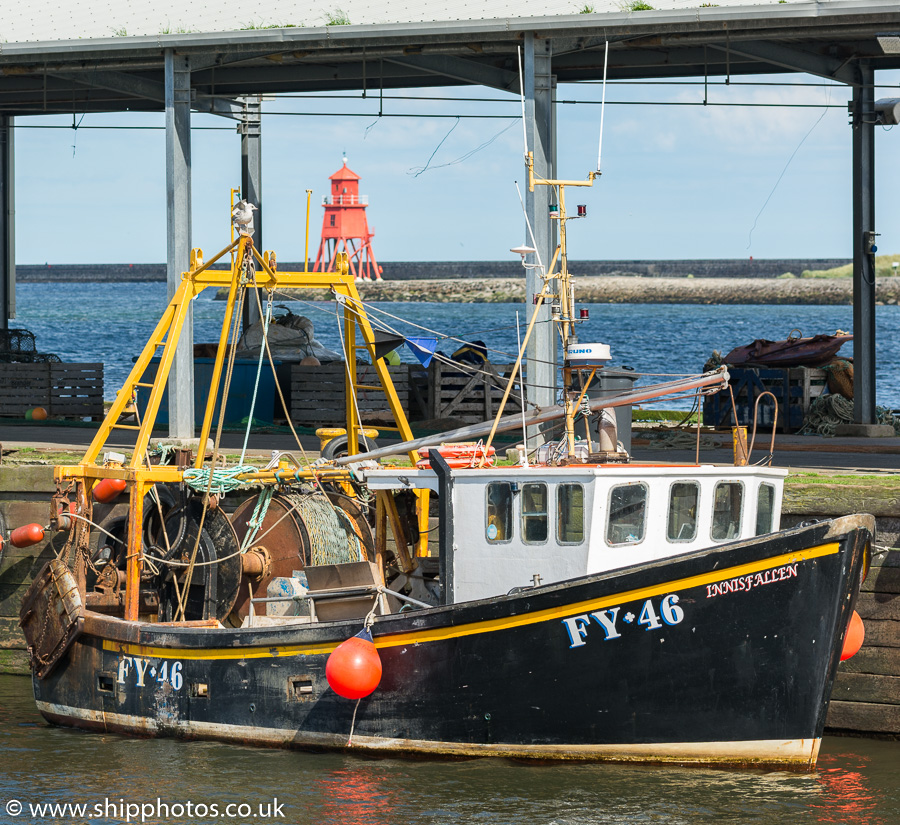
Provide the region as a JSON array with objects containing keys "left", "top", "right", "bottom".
[
  {"left": 4, "top": 285, "right": 900, "bottom": 821},
  {"left": 8, "top": 282, "right": 900, "bottom": 409},
  {"left": 2, "top": 675, "right": 899, "bottom": 824}
]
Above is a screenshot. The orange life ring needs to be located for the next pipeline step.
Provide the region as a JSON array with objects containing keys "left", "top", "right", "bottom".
[{"left": 416, "top": 444, "right": 496, "bottom": 469}]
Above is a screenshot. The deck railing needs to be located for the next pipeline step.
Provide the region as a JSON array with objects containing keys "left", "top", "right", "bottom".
[{"left": 322, "top": 195, "right": 368, "bottom": 206}]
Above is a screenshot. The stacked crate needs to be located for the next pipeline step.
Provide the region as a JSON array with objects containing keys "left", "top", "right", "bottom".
[
  {"left": 702, "top": 366, "right": 827, "bottom": 433},
  {"left": 0, "top": 363, "right": 103, "bottom": 419},
  {"left": 290, "top": 363, "right": 409, "bottom": 426}
]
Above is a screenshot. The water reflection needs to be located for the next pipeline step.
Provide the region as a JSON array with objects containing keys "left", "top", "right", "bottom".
[
  {"left": 2, "top": 676, "right": 898, "bottom": 825},
  {"left": 812, "top": 750, "right": 881, "bottom": 825},
  {"left": 317, "top": 768, "right": 396, "bottom": 825}
]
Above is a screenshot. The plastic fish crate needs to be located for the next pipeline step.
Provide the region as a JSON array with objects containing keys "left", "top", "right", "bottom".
[{"left": 702, "top": 367, "right": 827, "bottom": 434}]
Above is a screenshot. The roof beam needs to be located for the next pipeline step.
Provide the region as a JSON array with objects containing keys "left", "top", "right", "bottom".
[
  {"left": 384, "top": 55, "right": 517, "bottom": 93},
  {"left": 706, "top": 41, "right": 857, "bottom": 86},
  {"left": 193, "top": 96, "right": 243, "bottom": 119},
  {"left": 51, "top": 69, "right": 166, "bottom": 102},
  {"left": 52, "top": 69, "right": 242, "bottom": 118}
]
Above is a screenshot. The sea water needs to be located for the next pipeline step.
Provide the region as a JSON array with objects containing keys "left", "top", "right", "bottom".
[
  {"left": 1, "top": 675, "right": 899, "bottom": 824},
  {"left": 7, "top": 282, "right": 900, "bottom": 409}
]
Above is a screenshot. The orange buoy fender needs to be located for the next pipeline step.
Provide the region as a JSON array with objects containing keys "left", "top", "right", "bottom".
[
  {"left": 10, "top": 523, "right": 46, "bottom": 548},
  {"left": 326, "top": 627, "right": 382, "bottom": 700},
  {"left": 25, "top": 407, "right": 48, "bottom": 421},
  {"left": 93, "top": 478, "right": 127, "bottom": 503},
  {"left": 840, "top": 610, "right": 865, "bottom": 661}
]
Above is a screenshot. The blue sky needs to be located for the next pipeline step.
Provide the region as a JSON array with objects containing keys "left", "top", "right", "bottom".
[{"left": 14, "top": 71, "right": 900, "bottom": 264}]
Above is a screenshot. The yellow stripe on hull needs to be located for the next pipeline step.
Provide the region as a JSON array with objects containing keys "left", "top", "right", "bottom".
[{"left": 101, "top": 542, "right": 839, "bottom": 661}]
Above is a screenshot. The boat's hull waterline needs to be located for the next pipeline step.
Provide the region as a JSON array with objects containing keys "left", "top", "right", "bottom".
[{"left": 33, "top": 516, "right": 871, "bottom": 770}]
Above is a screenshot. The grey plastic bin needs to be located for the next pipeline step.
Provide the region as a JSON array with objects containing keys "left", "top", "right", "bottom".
[{"left": 589, "top": 367, "right": 639, "bottom": 452}]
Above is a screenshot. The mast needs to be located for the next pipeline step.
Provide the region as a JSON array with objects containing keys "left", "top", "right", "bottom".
[{"left": 526, "top": 152, "right": 597, "bottom": 461}]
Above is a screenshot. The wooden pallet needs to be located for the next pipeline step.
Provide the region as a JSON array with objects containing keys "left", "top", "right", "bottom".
[
  {"left": 49, "top": 363, "right": 103, "bottom": 419},
  {"left": 418, "top": 361, "right": 524, "bottom": 425},
  {"left": 0, "top": 363, "right": 50, "bottom": 416},
  {"left": 0, "top": 362, "right": 103, "bottom": 419},
  {"left": 290, "top": 363, "right": 409, "bottom": 426}
]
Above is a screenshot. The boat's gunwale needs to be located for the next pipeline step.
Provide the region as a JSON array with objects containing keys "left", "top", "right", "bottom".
[{"left": 80, "top": 514, "right": 872, "bottom": 655}]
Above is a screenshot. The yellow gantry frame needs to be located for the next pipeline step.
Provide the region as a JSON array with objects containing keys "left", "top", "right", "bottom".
[{"left": 57, "top": 234, "right": 423, "bottom": 620}]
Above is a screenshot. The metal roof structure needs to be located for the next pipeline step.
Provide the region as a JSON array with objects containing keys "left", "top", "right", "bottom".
[
  {"left": 2, "top": 1, "right": 897, "bottom": 433},
  {"left": 1, "top": 2, "right": 900, "bottom": 114}
]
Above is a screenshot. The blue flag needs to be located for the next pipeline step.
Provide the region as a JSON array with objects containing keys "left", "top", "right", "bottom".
[{"left": 406, "top": 337, "right": 438, "bottom": 368}]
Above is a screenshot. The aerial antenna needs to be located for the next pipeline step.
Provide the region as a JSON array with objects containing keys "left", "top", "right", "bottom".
[
  {"left": 514, "top": 181, "right": 544, "bottom": 275},
  {"left": 518, "top": 46, "right": 528, "bottom": 158},
  {"left": 597, "top": 40, "right": 609, "bottom": 172}
]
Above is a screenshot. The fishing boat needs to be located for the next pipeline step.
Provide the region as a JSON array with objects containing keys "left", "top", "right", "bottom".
[{"left": 13, "top": 158, "right": 872, "bottom": 772}]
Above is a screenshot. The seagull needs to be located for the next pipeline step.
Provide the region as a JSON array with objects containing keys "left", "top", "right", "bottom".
[{"left": 232, "top": 200, "right": 258, "bottom": 236}]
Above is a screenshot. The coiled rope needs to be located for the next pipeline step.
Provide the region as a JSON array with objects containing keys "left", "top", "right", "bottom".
[{"left": 800, "top": 394, "right": 900, "bottom": 437}]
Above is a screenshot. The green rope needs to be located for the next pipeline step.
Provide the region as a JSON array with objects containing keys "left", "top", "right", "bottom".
[
  {"left": 182, "top": 465, "right": 259, "bottom": 495},
  {"left": 239, "top": 487, "right": 274, "bottom": 552}
]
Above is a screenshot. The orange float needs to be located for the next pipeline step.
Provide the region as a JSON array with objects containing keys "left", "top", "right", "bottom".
[
  {"left": 840, "top": 610, "right": 865, "bottom": 661},
  {"left": 416, "top": 444, "right": 496, "bottom": 470},
  {"left": 92, "top": 478, "right": 127, "bottom": 503},
  {"left": 25, "top": 407, "right": 48, "bottom": 421},
  {"left": 11, "top": 523, "right": 46, "bottom": 548},
  {"left": 326, "top": 628, "right": 383, "bottom": 700}
]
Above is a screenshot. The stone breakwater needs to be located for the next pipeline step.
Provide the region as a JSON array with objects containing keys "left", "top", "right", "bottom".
[
  {"left": 18, "top": 258, "right": 850, "bottom": 282},
  {"left": 309, "top": 276, "right": 900, "bottom": 305}
]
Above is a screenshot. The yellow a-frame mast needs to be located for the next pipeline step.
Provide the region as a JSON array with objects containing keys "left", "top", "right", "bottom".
[{"left": 57, "top": 234, "right": 421, "bottom": 620}]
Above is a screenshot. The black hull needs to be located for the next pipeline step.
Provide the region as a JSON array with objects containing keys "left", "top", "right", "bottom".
[{"left": 33, "top": 515, "right": 872, "bottom": 769}]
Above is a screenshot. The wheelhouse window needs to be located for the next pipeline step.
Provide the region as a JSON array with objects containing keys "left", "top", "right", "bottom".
[
  {"left": 711, "top": 481, "right": 744, "bottom": 541},
  {"left": 521, "top": 483, "right": 548, "bottom": 544},
  {"left": 667, "top": 482, "right": 699, "bottom": 542},
  {"left": 485, "top": 482, "right": 513, "bottom": 543},
  {"left": 557, "top": 483, "right": 585, "bottom": 545},
  {"left": 607, "top": 483, "right": 648, "bottom": 546},
  {"left": 756, "top": 483, "right": 776, "bottom": 536}
]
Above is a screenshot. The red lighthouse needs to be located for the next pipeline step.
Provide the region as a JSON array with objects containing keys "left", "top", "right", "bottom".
[{"left": 313, "top": 157, "right": 382, "bottom": 281}]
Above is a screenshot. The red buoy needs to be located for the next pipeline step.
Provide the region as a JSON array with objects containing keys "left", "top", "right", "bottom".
[
  {"left": 840, "top": 610, "right": 865, "bottom": 661},
  {"left": 10, "top": 523, "right": 46, "bottom": 548},
  {"left": 326, "top": 628, "right": 382, "bottom": 700},
  {"left": 93, "top": 478, "right": 127, "bottom": 503}
]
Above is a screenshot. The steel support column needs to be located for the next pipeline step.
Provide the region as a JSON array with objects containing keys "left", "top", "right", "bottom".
[
  {"left": 165, "top": 51, "right": 194, "bottom": 438},
  {"left": 240, "top": 96, "right": 262, "bottom": 329},
  {"left": 852, "top": 63, "right": 876, "bottom": 425},
  {"left": 0, "top": 115, "right": 13, "bottom": 330},
  {"left": 524, "top": 34, "right": 555, "bottom": 442}
]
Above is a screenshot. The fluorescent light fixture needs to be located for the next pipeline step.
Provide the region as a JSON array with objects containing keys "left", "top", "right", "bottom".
[
  {"left": 876, "top": 33, "right": 900, "bottom": 54},
  {"left": 875, "top": 98, "right": 900, "bottom": 125}
]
